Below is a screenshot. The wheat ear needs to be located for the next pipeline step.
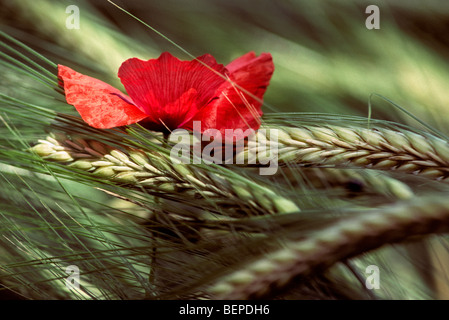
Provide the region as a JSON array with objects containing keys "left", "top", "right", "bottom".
[
  {"left": 29, "top": 133, "right": 299, "bottom": 216},
  {"left": 242, "top": 124, "right": 449, "bottom": 181},
  {"left": 270, "top": 167, "right": 414, "bottom": 200},
  {"left": 208, "top": 195, "right": 449, "bottom": 299}
]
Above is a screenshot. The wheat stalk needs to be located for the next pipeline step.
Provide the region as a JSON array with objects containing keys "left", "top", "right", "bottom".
[
  {"left": 310, "top": 168, "right": 414, "bottom": 199},
  {"left": 239, "top": 124, "right": 449, "bottom": 181},
  {"left": 209, "top": 194, "right": 449, "bottom": 299},
  {"left": 269, "top": 167, "right": 414, "bottom": 200},
  {"left": 29, "top": 133, "right": 300, "bottom": 217},
  {"left": 31, "top": 121, "right": 436, "bottom": 215}
]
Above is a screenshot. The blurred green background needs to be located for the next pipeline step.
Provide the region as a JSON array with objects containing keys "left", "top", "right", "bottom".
[{"left": 3, "top": 0, "right": 449, "bottom": 131}]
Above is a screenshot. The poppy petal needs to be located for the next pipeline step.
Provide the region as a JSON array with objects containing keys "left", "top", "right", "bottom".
[
  {"left": 138, "top": 88, "right": 200, "bottom": 132},
  {"left": 225, "top": 51, "right": 259, "bottom": 73},
  {"left": 118, "top": 52, "right": 226, "bottom": 129},
  {"left": 58, "top": 65, "right": 148, "bottom": 129},
  {"left": 184, "top": 52, "right": 274, "bottom": 139}
]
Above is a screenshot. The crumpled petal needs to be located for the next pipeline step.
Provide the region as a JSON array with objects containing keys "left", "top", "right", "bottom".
[
  {"left": 59, "top": 51, "right": 273, "bottom": 139},
  {"left": 58, "top": 65, "right": 147, "bottom": 129},
  {"left": 183, "top": 52, "right": 274, "bottom": 140},
  {"left": 118, "top": 52, "right": 227, "bottom": 129}
]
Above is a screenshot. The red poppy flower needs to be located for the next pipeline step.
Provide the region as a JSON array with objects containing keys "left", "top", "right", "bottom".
[{"left": 57, "top": 52, "right": 274, "bottom": 137}]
